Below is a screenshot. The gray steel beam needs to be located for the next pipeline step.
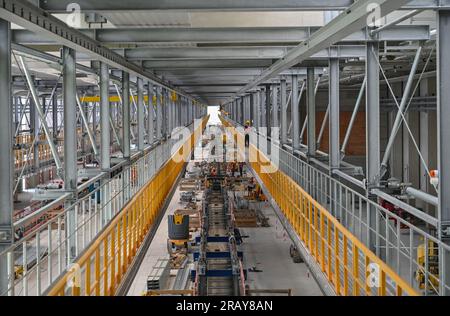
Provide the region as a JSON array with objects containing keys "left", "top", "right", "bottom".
[
  {"left": 62, "top": 46, "right": 77, "bottom": 262},
  {"left": 291, "top": 75, "right": 300, "bottom": 152},
  {"left": 329, "top": 58, "right": 340, "bottom": 171},
  {"left": 137, "top": 78, "right": 145, "bottom": 151},
  {"left": 19, "top": 57, "right": 63, "bottom": 176},
  {"left": 366, "top": 42, "right": 380, "bottom": 190},
  {"left": 100, "top": 62, "right": 110, "bottom": 170},
  {"left": 280, "top": 79, "right": 288, "bottom": 145},
  {"left": 148, "top": 83, "right": 154, "bottom": 143},
  {"left": 0, "top": 0, "right": 196, "bottom": 101},
  {"left": 380, "top": 46, "right": 423, "bottom": 177},
  {"left": 13, "top": 25, "right": 430, "bottom": 46},
  {"left": 437, "top": 9, "right": 450, "bottom": 295},
  {"left": 38, "top": 0, "right": 450, "bottom": 12},
  {"left": 125, "top": 46, "right": 365, "bottom": 62},
  {"left": 76, "top": 94, "right": 98, "bottom": 157},
  {"left": 272, "top": 84, "right": 279, "bottom": 136},
  {"left": 419, "top": 78, "right": 429, "bottom": 211},
  {"left": 341, "top": 76, "right": 366, "bottom": 156},
  {"left": 231, "top": 0, "right": 409, "bottom": 100},
  {"left": 306, "top": 67, "right": 316, "bottom": 157},
  {"left": 156, "top": 86, "right": 162, "bottom": 140},
  {"left": 122, "top": 71, "right": 130, "bottom": 158},
  {"left": 366, "top": 40, "right": 380, "bottom": 255},
  {"left": 0, "top": 18, "right": 13, "bottom": 296}
]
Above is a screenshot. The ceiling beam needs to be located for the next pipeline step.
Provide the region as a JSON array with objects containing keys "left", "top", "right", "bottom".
[
  {"left": 37, "top": 0, "right": 450, "bottom": 12},
  {"left": 232, "top": 0, "right": 409, "bottom": 99},
  {"left": 0, "top": 0, "right": 197, "bottom": 101},
  {"left": 12, "top": 25, "right": 430, "bottom": 45}
]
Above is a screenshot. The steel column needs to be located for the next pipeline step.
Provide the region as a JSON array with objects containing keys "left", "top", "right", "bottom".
[
  {"left": 122, "top": 71, "right": 130, "bottom": 158},
  {"left": 419, "top": 78, "right": 429, "bottom": 212},
  {"left": 272, "top": 84, "right": 279, "bottom": 135},
  {"left": 280, "top": 79, "right": 287, "bottom": 145},
  {"left": 329, "top": 59, "right": 340, "bottom": 170},
  {"left": 366, "top": 41, "right": 380, "bottom": 254},
  {"left": 63, "top": 46, "right": 78, "bottom": 262},
  {"left": 148, "top": 83, "right": 154, "bottom": 143},
  {"left": 156, "top": 86, "right": 162, "bottom": 140},
  {"left": 0, "top": 19, "right": 13, "bottom": 296},
  {"left": 306, "top": 67, "right": 316, "bottom": 157},
  {"left": 437, "top": 9, "right": 450, "bottom": 295},
  {"left": 291, "top": 75, "right": 300, "bottom": 152},
  {"left": 137, "top": 78, "right": 145, "bottom": 151},
  {"left": 100, "top": 62, "right": 110, "bottom": 170}
]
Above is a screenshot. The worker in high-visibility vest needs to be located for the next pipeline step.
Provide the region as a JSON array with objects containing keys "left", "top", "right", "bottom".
[{"left": 244, "top": 120, "right": 251, "bottom": 147}]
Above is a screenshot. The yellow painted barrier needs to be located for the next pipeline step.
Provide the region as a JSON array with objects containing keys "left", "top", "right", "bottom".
[
  {"left": 221, "top": 116, "right": 418, "bottom": 296},
  {"left": 47, "top": 116, "right": 209, "bottom": 296}
]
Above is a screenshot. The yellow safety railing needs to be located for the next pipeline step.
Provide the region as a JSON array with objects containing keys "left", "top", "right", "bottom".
[
  {"left": 47, "top": 117, "right": 209, "bottom": 296},
  {"left": 221, "top": 116, "right": 418, "bottom": 296}
]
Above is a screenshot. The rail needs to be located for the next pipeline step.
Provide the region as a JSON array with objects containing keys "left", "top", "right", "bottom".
[{"left": 46, "top": 116, "right": 208, "bottom": 296}]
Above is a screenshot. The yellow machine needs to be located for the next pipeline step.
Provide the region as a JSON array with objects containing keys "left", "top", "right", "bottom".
[
  {"left": 416, "top": 239, "right": 439, "bottom": 293},
  {"left": 167, "top": 214, "right": 189, "bottom": 252}
]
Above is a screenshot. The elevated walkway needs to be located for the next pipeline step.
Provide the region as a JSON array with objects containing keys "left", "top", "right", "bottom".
[{"left": 220, "top": 115, "right": 421, "bottom": 296}]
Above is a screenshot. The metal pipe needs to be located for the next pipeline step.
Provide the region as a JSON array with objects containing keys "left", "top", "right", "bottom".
[
  {"left": 341, "top": 76, "right": 367, "bottom": 156},
  {"left": 18, "top": 56, "right": 63, "bottom": 175},
  {"left": 371, "top": 10, "right": 423, "bottom": 36},
  {"left": 372, "top": 189, "right": 438, "bottom": 227},
  {"left": 380, "top": 46, "right": 423, "bottom": 177},
  {"left": 332, "top": 169, "right": 365, "bottom": 189},
  {"left": 405, "top": 187, "right": 438, "bottom": 207}
]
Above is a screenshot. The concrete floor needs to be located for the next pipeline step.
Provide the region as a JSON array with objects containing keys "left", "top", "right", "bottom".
[
  {"left": 126, "top": 139, "right": 323, "bottom": 296},
  {"left": 240, "top": 201, "right": 322, "bottom": 296}
]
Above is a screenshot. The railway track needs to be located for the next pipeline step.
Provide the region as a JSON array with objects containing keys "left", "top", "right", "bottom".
[{"left": 195, "top": 175, "right": 245, "bottom": 296}]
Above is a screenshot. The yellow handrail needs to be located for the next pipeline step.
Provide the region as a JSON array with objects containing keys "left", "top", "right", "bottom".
[
  {"left": 221, "top": 116, "right": 418, "bottom": 296},
  {"left": 47, "top": 116, "right": 209, "bottom": 296}
]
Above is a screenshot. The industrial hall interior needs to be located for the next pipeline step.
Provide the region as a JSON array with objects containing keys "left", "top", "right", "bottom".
[{"left": 1, "top": 0, "right": 450, "bottom": 298}]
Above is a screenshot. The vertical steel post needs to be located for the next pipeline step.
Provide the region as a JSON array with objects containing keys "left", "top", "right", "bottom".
[
  {"left": 100, "top": 62, "right": 110, "bottom": 170},
  {"left": 52, "top": 93, "right": 58, "bottom": 143},
  {"left": 329, "top": 58, "right": 340, "bottom": 171},
  {"left": 280, "top": 78, "right": 287, "bottom": 145},
  {"left": 156, "top": 86, "right": 162, "bottom": 140},
  {"left": 137, "top": 78, "right": 144, "bottom": 151},
  {"left": 366, "top": 41, "right": 380, "bottom": 254},
  {"left": 0, "top": 19, "right": 13, "bottom": 296},
  {"left": 122, "top": 71, "right": 130, "bottom": 158},
  {"left": 63, "top": 46, "right": 78, "bottom": 262},
  {"left": 307, "top": 67, "right": 316, "bottom": 157},
  {"left": 437, "top": 9, "right": 450, "bottom": 295},
  {"left": 292, "top": 75, "right": 300, "bottom": 152},
  {"left": 272, "top": 84, "right": 279, "bottom": 137},
  {"left": 148, "top": 83, "right": 154, "bottom": 144},
  {"left": 419, "top": 79, "right": 429, "bottom": 212}
]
